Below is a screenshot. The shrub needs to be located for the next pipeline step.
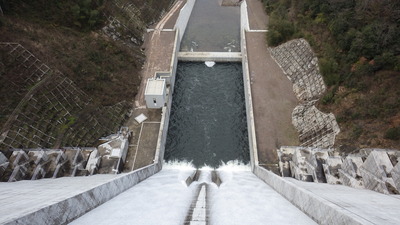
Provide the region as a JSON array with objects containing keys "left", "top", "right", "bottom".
[
  {"left": 319, "top": 58, "right": 339, "bottom": 86},
  {"left": 384, "top": 127, "right": 400, "bottom": 140},
  {"left": 351, "top": 125, "right": 363, "bottom": 139},
  {"left": 70, "top": 0, "right": 103, "bottom": 29},
  {"left": 266, "top": 16, "right": 295, "bottom": 46},
  {"left": 374, "top": 52, "right": 398, "bottom": 70},
  {"left": 321, "top": 88, "right": 336, "bottom": 104},
  {"left": 7, "top": 0, "right": 105, "bottom": 31}
]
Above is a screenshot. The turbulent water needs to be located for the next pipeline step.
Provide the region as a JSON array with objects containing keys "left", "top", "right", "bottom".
[
  {"left": 180, "top": 0, "right": 240, "bottom": 52},
  {"left": 165, "top": 62, "right": 249, "bottom": 167}
]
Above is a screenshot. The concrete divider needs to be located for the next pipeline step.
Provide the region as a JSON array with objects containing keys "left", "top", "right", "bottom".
[
  {"left": 174, "top": 0, "right": 196, "bottom": 42},
  {"left": 240, "top": 1, "right": 250, "bottom": 32},
  {"left": 155, "top": 0, "right": 195, "bottom": 165},
  {"left": 241, "top": 0, "right": 258, "bottom": 170},
  {"left": 154, "top": 29, "right": 180, "bottom": 165},
  {"left": 178, "top": 52, "right": 242, "bottom": 62}
]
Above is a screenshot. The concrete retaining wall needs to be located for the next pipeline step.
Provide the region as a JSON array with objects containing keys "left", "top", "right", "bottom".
[
  {"left": 253, "top": 165, "right": 390, "bottom": 225},
  {"left": 174, "top": 0, "right": 196, "bottom": 42},
  {"left": 154, "top": 28, "right": 180, "bottom": 165},
  {"left": 155, "top": 0, "right": 196, "bottom": 164},
  {"left": 170, "top": 30, "right": 181, "bottom": 92},
  {"left": 240, "top": 1, "right": 258, "bottom": 169},
  {"left": 2, "top": 163, "right": 161, "bottom": 225}
]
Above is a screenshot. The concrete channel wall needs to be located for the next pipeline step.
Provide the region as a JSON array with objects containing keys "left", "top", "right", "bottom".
[
  {"left": 240, "top": 1, "right": 250, "bottom": 31},
  {"left": 154, "top": 30, "right": 180, "bottom": 163},
  {"left": 177, "top": 52, "right": 242, "bottom": 62},
  {"left": 2, "top": 163, "right": 162, "bottom": 225},
  {"left": 154, "top": 0, "right": 196, "bottom": 164},
  {"left": 253, "top": 165, "right": 366, "bottom": 224},
  {"left": 254, "top": 165, "right": 400, "bottom": 225},
  {"left": 241, "top": 1, "right": 258, "bottom": 170},
  {"left": 174, "top": 0, "right": 196, "bottom": 42}
]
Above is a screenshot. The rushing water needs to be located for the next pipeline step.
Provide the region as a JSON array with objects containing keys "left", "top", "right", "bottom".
[
  {"left": 165, "top": 62, "right": 249, "bottom": 167},
  {"left": 180, "top": 0, "right": 240, "bottom": 52}
]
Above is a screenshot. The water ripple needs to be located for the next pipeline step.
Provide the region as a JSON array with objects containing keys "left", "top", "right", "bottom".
[{"left": 165, "top": 62, "right": 249, "bottom": 168}]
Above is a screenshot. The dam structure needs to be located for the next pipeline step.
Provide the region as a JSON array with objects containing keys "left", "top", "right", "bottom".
[{"left": 1, "top": 1, "right": 400, "bottom": 225}]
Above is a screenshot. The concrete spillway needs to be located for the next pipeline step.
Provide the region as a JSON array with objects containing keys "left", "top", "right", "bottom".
[
  {"left": 70, "top": 164, "right": 316, "bottom": 225},
  {"left": 2, "top": 1, "right": 400, "bottom": 225},
  {"left": 70, "top": 165, "right": 198, "bottom": 225}
]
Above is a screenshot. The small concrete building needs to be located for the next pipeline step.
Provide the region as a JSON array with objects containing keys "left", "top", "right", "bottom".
[{"left": 145, "top": 78, "right": 167, "bottom": 108}]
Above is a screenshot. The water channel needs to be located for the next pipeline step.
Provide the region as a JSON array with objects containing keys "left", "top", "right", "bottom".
[
  {"left": 179, "top": 0, "right": 240, "bottom": 52},
  {"left": 165, "top": 0, "right": 248, "bottom": 167},
  {"left": 165, "top": 62, "right": 249, "bottom": 167}
]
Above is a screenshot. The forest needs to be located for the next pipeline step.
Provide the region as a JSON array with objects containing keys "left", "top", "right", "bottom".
[{"left": 264, "top": 0, "right": 400, "bottom": 150}]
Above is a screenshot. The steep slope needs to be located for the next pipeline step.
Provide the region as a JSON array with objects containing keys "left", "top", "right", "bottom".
[
  {"left": 263, "top": 0, "right": 400, "bottom": 151},
  {"left": 0, "top": 0, "right": 174, "bottom": 151}
]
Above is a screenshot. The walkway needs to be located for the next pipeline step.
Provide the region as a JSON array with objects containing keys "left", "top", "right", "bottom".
[
  {"left": 122, "top": 1, "right": 188, "bottom": 172},
  {"left": 245, "top": 0, "right": 299, "bottom": 171},
  {"left": 123, "top": 109, "right": 162, "bottom": 172},
  {"left": 135, "top": 0, "right": 186, "bottom": 107}
]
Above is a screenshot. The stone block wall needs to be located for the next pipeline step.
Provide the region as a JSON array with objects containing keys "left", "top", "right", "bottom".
[
  {"left": 292, "top": 103, "right": 340, "bottom": 148},
  {"left": 269, "top": 39, "right": 325, "bottom": 101},
  {"left": 269, "top": 39, "right": 339, "bottom": 148}
]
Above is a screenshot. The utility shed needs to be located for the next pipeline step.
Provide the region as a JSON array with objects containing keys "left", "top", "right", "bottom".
[{"left": 145, "top": 78, "right": 166, "bottom": 109}]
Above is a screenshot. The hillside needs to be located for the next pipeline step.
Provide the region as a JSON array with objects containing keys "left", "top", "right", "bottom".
[
  {"left": 263, "top": 0, "right": 400, "bottom": 152},
  {"left": 0, "top": 0, "right": 174, "bottom": 152}
]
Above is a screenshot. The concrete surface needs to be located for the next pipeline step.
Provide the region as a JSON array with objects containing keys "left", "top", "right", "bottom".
[
  {"left": 210, "top": 170, "right": 317, "bottom": 225},
  {"left": 254, "top": 165, "right": 400, "bottom": 225},
  {"left": 0, "top": 164, "right": 161, "bottom": 225},
  {"left": 245, "top": 31, "right": 299, "bottom": 169},
  {"left": 246, "top": 0, "right": 268, "bottom": 30},
  {"left": 70, "top": 168, "right": 197, "bottom": 225},
  {"left": 133, "top": 122, "right": 161, "bottom": 170},
  {"left": 164, "top": 0, "right": 188, "bottom": 29},
  {"left": 136, "top": 31, "right": 176, "bottom": 107},
  {"left": 124, "top": 108, "right": 162, "bottom": 172},
  {"left": 240, "top": 0, "right": 258, "bottom": 170}
]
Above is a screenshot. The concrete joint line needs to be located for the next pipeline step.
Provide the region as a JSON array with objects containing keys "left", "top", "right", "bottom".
[{"left": 131, "top": 122, "right": 144, "bottom": 171}]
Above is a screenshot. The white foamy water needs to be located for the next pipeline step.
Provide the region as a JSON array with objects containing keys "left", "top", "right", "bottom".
[
  {"left": 208, "top": 170, "right": 317, "bottom": 225},
  {"left": 205, "top": 61, "right": 215, "bottom": 67},
  {"left": 70, "top": 161, "right": 315, "bottom": 224},
  {"left": 70, "top": 162, "right": 198, "bottom": 225}
]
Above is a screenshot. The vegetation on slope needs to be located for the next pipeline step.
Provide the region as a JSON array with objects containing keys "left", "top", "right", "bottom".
[
  {"left": 0, "top": 0, "right": 173, "bottom": 149},
  {"left": 263, "top": 0, "right": 400, "bottom": 151}
]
